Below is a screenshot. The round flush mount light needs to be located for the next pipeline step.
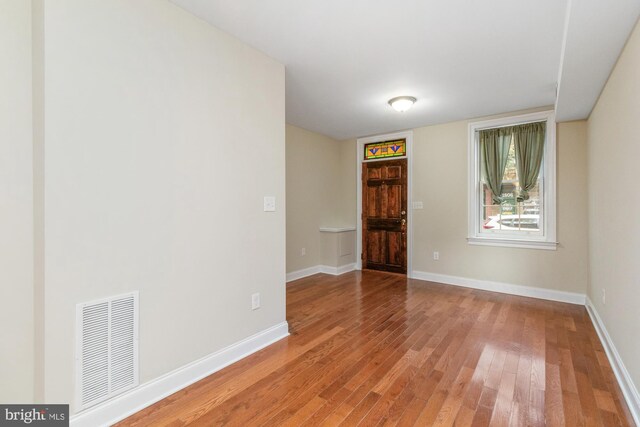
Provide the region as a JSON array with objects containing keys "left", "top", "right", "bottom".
[{"left": 388, "top": 96, "right": 417, "bottom": 112}]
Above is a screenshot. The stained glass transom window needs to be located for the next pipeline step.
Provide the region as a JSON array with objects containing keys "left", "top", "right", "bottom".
[{"left": 364, "top": 139, "right": 406, "bottom": 160}]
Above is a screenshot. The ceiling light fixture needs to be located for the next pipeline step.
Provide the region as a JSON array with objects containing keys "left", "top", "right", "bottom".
[{"left": 388, "top": 96, "right": 417, "bottom": 112}]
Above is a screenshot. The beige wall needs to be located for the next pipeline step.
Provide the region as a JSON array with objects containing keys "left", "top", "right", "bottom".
[
  {"left": 340, "top": 114, "right": 588, "bottom": 294},
  {"left": 41, "top": 0, "right": 285, "bottom": 413},
  {"left": 339, "top": 139, "right": 358, "bottom": 224},
  {"left": 0, "top": 0, "right": 34, "bottom": 403},
  {"left": 411, "top": 118, "right": 588, "bottom": 293},
  {"left": 587, "top": 20, "right": 640, "bottom": 390},
  {"left": 32, "top": 0, "right": 45, "bottom": 402},
  {"left": 286, "top": 125, "right": 352, "bottom": 272}
]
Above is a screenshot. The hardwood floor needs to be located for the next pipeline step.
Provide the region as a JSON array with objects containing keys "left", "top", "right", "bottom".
[{"left": 118, "top": 271, "right": 634, "bottom": 426}]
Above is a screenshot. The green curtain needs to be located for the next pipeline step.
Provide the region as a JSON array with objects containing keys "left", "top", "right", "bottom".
[
  {"left": 513, "top": 122, "right": 546, "bottom": 202},
  {"left": 480, "top": 127, "right": 512, "bottom": 204}
]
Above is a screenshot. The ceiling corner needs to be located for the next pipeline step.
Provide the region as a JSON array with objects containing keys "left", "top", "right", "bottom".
[{"left": 555, "top": 0, "right": 640, "bottom": 122}]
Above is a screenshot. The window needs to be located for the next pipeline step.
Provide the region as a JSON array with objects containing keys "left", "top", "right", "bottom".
[
  {"left": 468, "top": 111, "right": 556, "bottom": 249},
  {"left": 364, "top": 139, "right": 406, "bottom": 160}
]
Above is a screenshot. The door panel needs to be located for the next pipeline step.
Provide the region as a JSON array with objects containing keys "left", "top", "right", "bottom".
[
  {"left": 366, "top": 186, "right": 381, "bottom": 218},
  {"left": 386, "top": 232, "right": 403, "bottom": 266},
  {"left": 386, "top": 185, "right": 401, "bottom": 217},
  {"left": 366, "top": 167, "right": 382, "bottom": 180},
  {"left": 362, "top": 158, "right": 407, "bottom": 274},
  {"left": 366, "top": 231, "right": 384, "bottom": 264},
  {"left": 386, "top": 165, "right": 402, "bottom": 179}
]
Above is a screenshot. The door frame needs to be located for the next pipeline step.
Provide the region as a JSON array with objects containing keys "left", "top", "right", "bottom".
[{"left": 356, "top": 130, "right": 413, "bottom": 277}]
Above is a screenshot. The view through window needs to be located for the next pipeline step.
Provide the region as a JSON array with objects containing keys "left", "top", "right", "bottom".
[{"left": 480, "top": 137, "right": 543, "bottom": 235}]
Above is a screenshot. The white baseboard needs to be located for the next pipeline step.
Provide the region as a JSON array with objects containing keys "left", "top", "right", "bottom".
[
  {"left": 585, "top": 298, "right": 640, "bottom": 425},
  {"left": 286, "top": 265, "right": 322, "bottom": 282},
  {"left": 286, "top": 263, "right": 356, "bottom": 282},
  {"left": 320, "top": 263, "right": 357, "bottom": 276},
  {"left": 70, "top": 321, "right": 289, "bottom": 427},
  {"left": 411, "top": 270, "right": 586, "bottom": 305}
]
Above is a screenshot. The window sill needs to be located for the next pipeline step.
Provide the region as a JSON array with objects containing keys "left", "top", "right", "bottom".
[{"left": 467, "top": 237, "right": 557, "bottom": 250}]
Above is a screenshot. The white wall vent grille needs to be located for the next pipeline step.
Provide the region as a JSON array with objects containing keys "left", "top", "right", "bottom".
[{"left": 76, "top": 292, "right": 139, "bottom": 410}]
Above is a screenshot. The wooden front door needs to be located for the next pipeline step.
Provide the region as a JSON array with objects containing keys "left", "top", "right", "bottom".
[{"left": 362, "top": 158, "right": 407, "bottom": 274}]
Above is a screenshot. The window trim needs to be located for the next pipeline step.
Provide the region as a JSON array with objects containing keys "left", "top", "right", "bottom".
[{"left": 467, "top": 110, "right": 557, "bottom": 250}]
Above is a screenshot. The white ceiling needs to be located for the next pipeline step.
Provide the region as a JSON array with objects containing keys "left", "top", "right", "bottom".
[
  {"left": 171, "top": 0, "right": 640, "bottom": 140},
  {"left": 555, "top": 0, "right": 640, "bottom": 122}
]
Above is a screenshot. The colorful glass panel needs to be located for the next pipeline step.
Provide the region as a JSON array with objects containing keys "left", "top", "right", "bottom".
[{"left": 364, "top": 139, "right": 406, "bottom": 160}]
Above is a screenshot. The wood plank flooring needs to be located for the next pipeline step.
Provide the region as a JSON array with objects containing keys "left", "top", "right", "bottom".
[{"left": 118, "top": 271, "right": 634, "bottom": 426}]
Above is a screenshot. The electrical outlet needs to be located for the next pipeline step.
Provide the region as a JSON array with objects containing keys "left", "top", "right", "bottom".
[
  {"left": 252, "top": 293, "right": 260, "bottom": 310},
  {"left": 263, "top": 196, "right": 276, "bottom": 212},
  {"left": 301, "top": 247, "right": 306, "bottom": 256},
  {"left": 433, "top": 251, "right": 439, "bottom": 261},
  {"left": 602, "top": 289, "right": 606, "bottom": 305}
]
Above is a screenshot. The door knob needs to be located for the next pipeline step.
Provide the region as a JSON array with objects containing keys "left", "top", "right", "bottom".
[{"left": 401, "top": 219, "right": 406, "bottom": 225}]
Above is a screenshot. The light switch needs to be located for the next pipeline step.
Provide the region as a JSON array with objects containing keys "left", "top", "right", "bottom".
[
  {"left": 413, "top": 201, "right": 424, "bottom": 209},
  {"left": 264, "top": 196, "right": 276, "bottom": 212}
]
